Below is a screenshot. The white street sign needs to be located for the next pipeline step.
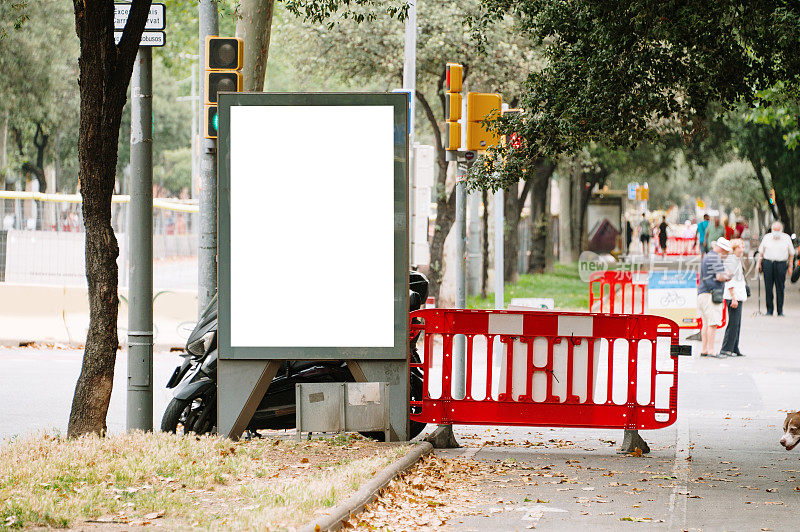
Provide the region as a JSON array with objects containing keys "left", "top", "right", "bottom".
[
  {"left": 114, "top": 30, "right": 166, "bottom": 47},
  {"left": 114, "top": 3, "right": 165, "bottom": 31}
]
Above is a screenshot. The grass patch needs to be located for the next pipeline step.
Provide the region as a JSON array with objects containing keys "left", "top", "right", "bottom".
[
  {"left": 0, "top": 431, "right": 408, "bottom": 530},
  {"left": 467, "top": 263, "right": 590, "bottom": 311}
]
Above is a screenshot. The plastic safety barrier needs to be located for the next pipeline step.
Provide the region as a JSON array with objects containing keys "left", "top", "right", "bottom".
[
  {"left": 589, "top": 270, "right": 726, "bottom": 329},
  {"left": 655, "top": 236, "right": 699, "bottom": 256},
  {"left": 409, "top": 309, "right": 686, "bottom": 431},
  {"left": 589, "top": 271, "right": 647, "bottom": 315}
]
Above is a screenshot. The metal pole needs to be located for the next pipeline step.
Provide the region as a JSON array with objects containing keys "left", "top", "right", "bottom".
[
  {"left": 403, "top": 0, "right": 417, "bottom": 265},
  {"left": 453, "top": 162, "right": 467, "bottom": 399},
  {"left": 467, "top": 191, "right": 481, "bottom": 295},
  {"left": 127, "top": 47, "right": 154, "bottom": 431},
  {"left": 190, "top": 61, "right": 198, "bottom": 200},
  {"left": 494, "top": 188, "right": 504, "bottom": 309},
  {"left": 198, "top": 0, "right": 219, "bottom": 315}
]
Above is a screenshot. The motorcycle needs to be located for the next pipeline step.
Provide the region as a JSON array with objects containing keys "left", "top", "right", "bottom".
[{"left": 161, "top": 271, "right": 429, "bottom": 440}]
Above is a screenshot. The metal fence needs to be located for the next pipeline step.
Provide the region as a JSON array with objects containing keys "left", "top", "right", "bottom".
[{"left": 0, "top": 192, "right": 198, "bottom": 290}]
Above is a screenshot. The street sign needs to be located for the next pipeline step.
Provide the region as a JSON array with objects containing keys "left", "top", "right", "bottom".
[
  {"left": 627, "top": 182, "right": 638, "bottom": 200},
  {"left": 114, "top": 3, "right": 166, "bottom": 31},
  {"left": 114, "top": 30, "right": 166, "bottom": 47}
]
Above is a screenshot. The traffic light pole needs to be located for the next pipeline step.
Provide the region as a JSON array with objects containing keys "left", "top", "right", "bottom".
[
  {"left": 198, "top": 0, "right": 220, "bottom": 316},
  {"left": 127, "top": 47, "right": 154, "bottom": 432}
]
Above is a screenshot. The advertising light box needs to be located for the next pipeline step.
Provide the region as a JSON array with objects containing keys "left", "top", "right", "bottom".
[{"left": 217, "top": 93, "right": 409, "bottom": 360}]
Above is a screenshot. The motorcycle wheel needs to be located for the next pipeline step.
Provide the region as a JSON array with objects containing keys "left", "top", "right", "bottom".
[
  {"left": 161, "top": 392, "right": 216, "bottom": 435},
  {"left": 791, "top": 266, "right": 800, "bottom": 283}
]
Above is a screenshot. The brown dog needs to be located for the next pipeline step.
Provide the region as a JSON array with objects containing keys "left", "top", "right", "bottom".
[{"left": 780, "top": 411, "right": 800, "bottom": 450}]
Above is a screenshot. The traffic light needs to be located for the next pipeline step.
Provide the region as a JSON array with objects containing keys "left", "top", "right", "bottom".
[
  {"left": 445, "top": 62, "right": 463, "bottom": 152},
  {"left": 205, "top": 106, "right": 219, "bottom": 139},
  {"left": 204, "top": 36, "right": 243, "bottom": 139},
  {"left": 502, "top": 108, "right": 523, "bottom": 150},
  {"left": 466, "top": 93, "right": 501, "bottom": 151}
]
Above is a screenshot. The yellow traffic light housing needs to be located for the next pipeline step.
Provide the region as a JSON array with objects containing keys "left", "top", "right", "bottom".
[
  {"left": 445, "top": 93, "right": 461, "bottom": 121},
  {"left": 466, "top": 93, "right": 502, "bottom": 151},
  {"left": 205, "top": 71, "right": 243, "bottom": 104},
  {"left": 204, "top": 36, "right": 244, "bottom": 139},
  {"left": 206, "top": 36, "right": 243, "bottom": 70},
  {"left": 444, "top": 62, "right": 464, "bottom": 154},
  {"left": 445, "top": 122, "right": 461, "bottom": 151},
  {"left": 446, "top": 63, "right": 463, "bottom": 93},
  {"left": 205, "top": 105, "right": 219, "bottom": 139}
]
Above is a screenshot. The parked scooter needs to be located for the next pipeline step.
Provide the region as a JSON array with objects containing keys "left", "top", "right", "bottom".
[{"left": 161, "top": 272, "right": 429, "bottom": 440}]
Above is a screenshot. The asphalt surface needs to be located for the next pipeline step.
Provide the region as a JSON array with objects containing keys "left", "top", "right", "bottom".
[
  {"left": 418, "top": 285, "right": 800, "bottom": 531},
  {"left": 0, "top": 348, "right": 181, "bottom": 438}
]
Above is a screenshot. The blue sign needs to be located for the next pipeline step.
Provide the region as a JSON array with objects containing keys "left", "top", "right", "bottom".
[
  {"left": 648, "top": 271, "right": 696, "bottom": 290},
  {"left": 627, "top": 182, "right": 638, "bottom": 200}
]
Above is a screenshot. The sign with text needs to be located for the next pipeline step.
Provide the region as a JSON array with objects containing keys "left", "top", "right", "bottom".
[
  {"left": 113, "top": 30, "right": 166, "bottom": 47},
  {"left": 647, "top": 271, "right": 699, "bottom": 328},
  {"left": 114, "top": 3, "right": 166, "bottom": 30}
]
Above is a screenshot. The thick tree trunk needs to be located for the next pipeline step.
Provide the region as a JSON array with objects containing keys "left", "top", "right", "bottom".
[
  {"left": 235, "top": 0, "right": 275, "bottom": 92},
  {"left": 569, "top": 162, "right": 583, "bottom": 260},
  {"left": 67, "top": 0, "right": 151, "bottom": 438},
  {"left": 528, "top": 159, "right": 554, "bottom": 273}
]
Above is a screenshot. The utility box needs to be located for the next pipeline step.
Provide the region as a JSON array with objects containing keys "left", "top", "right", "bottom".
[{"left": 295, "top": 382, "right": 391, "bottom": 441}]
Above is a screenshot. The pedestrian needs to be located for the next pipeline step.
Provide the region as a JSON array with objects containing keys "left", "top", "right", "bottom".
[
  {"left": 697, "top": 214, "right": 710, "bottom": 254},
  {"left": 698, "top": 238, "right": 733, "bottom": 357},
  {"left": 725, "top": 219, "right": 735, "bottom": 241},
  {"left": 756, "top": 221, "right": 795, "bottom": 316},
  {"left": 705, "top": 216, "right": 725, "bottom": 252},
  {"left": 658, "top": 216, "right": 669, "bottom": 256},
  {"left": 625, "top": 219, "right": 633, "bottom": 253},
  {"left": 639, "top": 213, "right": 651, "bottom": 255},
  {"left": 721, "top": 239, "right": 747, "bottom": 357}
]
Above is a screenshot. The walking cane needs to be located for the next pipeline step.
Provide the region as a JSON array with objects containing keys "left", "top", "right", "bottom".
[{"left": 753, "top": 250, "right": 763, "bottom": 316}]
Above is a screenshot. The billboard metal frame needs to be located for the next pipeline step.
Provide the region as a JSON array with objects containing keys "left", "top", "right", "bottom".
[{"left": 217, "top": 92, "right": 409, "bottom": 361}]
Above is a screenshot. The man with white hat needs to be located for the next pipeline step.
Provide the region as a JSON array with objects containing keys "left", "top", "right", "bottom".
[
  {"left": 756, "top": 221, "right": 795, "bottom": 316},
  {"left": 698, "top": 237, "right": 733, "bottom": 357}
]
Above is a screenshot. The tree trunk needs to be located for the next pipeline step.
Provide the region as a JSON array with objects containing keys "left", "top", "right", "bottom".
[
  {"left": 775, "top": 196, "right": 793, "bottom": 234},
  {"left": 569, "top": 161, "right": 583, "bottom": 260},
  {"left": 753, "top": 164, "right": 780, "bottom": 220},
  {"left": 67, "top": 0, "right": 151, "bottom": 438},
  {"left": 235, "top": 0, "right": 275, "bottom": 92},
  {"left": 503, "top": 185, "right": 518, "bottom": 283},
  {"left": 528, "top": 159, "right": 554, "bottom": 273}
]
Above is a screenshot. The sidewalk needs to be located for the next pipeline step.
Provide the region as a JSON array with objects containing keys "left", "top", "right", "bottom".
[{"left": 359, "top": 283, "right": 800, "bottom": 530}]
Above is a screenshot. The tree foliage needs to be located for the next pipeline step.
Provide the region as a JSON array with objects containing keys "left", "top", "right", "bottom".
[{"left": 473, "top": 1, "right": 800, "bottom": 157}]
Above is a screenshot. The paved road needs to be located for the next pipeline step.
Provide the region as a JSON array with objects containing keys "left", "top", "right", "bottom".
[
  {"left": 418, "top": 285, "right": 800, "bottom": 531},
  {"left": 0, "top": 348, "right": 181, "bottom": 438}
]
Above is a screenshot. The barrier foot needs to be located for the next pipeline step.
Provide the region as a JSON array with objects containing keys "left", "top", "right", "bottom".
[
  {"left": 424, "top": 424, "right": 460, "bottom": 449},
  {"left": 618, "top": 430, "right": 650, "bottom": 454},
  {"left": 686, "top": 331, "right": 701, "bottom": 341}
]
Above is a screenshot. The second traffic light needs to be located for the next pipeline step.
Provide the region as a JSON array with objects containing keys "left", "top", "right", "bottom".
[
  {"left": 445, "top": 62, "right": 463, "bottom": 151},
  {"left": 205, "top": 36, "right": 243, "bottom": 139}
]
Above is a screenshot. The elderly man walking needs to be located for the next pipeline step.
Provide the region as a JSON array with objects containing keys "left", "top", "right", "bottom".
[
  {"left": 757, "top": 221, "right": 795, "bottom": 316},
  {"left": 698, "top": 238, "right": 733, "bottom": 357}
]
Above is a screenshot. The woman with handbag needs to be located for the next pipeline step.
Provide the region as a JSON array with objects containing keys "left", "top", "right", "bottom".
[
  {"left": 698, "top": 238, "right": 733, "bottom": 357},
  {"left": 721, "top": 239, "right": 747, "bottom": 357}
]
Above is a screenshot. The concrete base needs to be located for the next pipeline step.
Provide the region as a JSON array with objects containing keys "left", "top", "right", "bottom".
[
  {"left": 424, "top": 424, "right": 461, "bottom": 449},
  {"left": 618, "top": 429, "right": 650, "bottom": 454}
]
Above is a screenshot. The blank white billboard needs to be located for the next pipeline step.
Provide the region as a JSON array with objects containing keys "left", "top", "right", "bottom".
[{"left": 228, "top": 105, "right": 396, "bottom": 347}]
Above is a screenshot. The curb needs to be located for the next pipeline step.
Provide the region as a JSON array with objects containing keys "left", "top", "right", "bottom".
[{"left": 298, "top": 441, "right": 433, "bottom": 532}]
